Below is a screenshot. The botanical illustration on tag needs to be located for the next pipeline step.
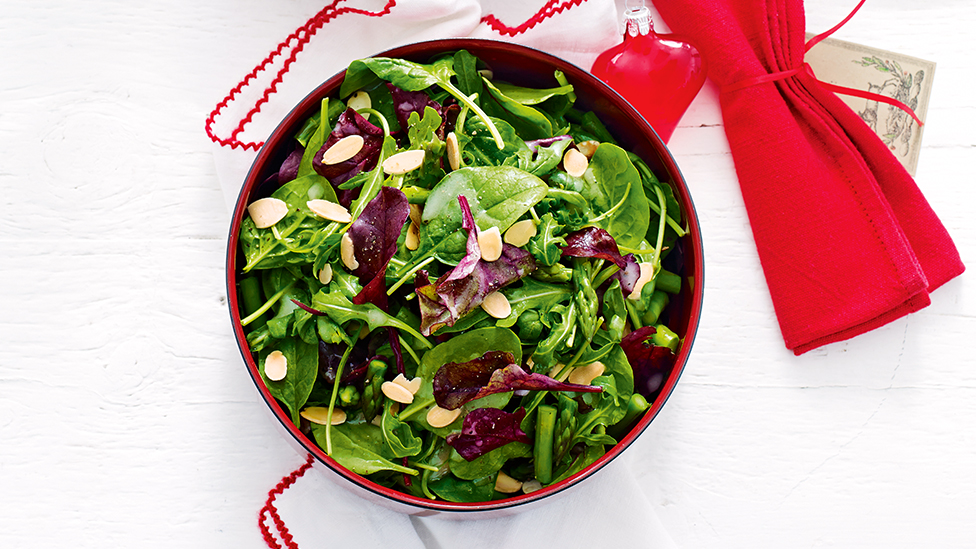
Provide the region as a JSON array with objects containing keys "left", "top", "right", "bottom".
[{"left": 805, "top": 35, "right": 935, "bottom": 176}]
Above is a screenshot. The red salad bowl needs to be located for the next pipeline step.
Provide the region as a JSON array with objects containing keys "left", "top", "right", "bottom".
[{"left": 226, "top": 38, "right": 704, "bottom": 517}]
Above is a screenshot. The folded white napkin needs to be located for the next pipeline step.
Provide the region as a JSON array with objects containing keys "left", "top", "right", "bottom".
[{"left": 210, "top": 2, "right": 676, "bottom": 547}]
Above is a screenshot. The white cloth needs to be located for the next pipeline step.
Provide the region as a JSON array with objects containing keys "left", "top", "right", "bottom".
[{"left": 210, "top": 1, "right": 676, "bottom": 547}]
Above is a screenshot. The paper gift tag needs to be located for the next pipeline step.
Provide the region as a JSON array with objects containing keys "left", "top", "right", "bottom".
[{"left": 805, "top": 35, "right": 935, "bottom": 176}]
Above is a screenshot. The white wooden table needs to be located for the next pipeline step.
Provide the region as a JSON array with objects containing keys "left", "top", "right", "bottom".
[{"left": 2, "top": 1, "right": 973, "bottom": 547}]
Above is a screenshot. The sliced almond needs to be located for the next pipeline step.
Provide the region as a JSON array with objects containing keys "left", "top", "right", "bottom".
[
  {"left": 478, "top": 69, "right": 494, "bottom": 80},
  {"left": 405, "top": 222, "right": 420, "bottom": 250},
  {"left": 576, "top": 140, "right": 600, "bottom": 159},
  {"left": 301, "top": 406, "right": 346, "bottom": 426},
  {"left": 503, "top": 219, "right": 537, "bottom": 247},
  {"left": 494, "top": 471, "right": 523, "bottom": 494},
  {"left": 478, "top": 226, "right": 503, "bottom": 261},
  {"left": 481, "top": 291, "right": 511, "bottom": 319},
  {"left": 321, "top": 134, "right": 365, "bottom": 165},
  {"left": 247, "top": 197, "right": 289, "bottom": 229},
  {"left": 307, "top": 199, "right": 352, "bottom": 223},
  {"left": 522, "top": 479, "right": 543, "bottom": 494},
  {"left": 346, "top": 90, "right": 372, "bottom": 112},
  {"left": 391, "top": 373, "right": 422, "bottom": 395},
  {"left": 340, "top": 232, "right": 359, "bottom": 270},
  {"left": 563, "top": 148, "right": 589, "bottom": 177},
  {"left": 264, "top": 350, "right": 288, "bottom": 381},
  {"left": 408, "top": 203, "right": 423, "bottom": 227},
  {"left": 426, "top": 406, "right": 462, "bottom": 428},
  {"left": 568, "top": 361, "right": 606, "bottom": 386},
  {"left": 446, "top": 132, "right": 461, "bottom": 171},
  {"left": 548, "top": 363, "right": 566, "bottom": 379},
  {"left": 627, "top": 262, "right": 656, "bottom": 301},
  {"left": 383, "top": 149, "right": 425, "bottom": 174},
  {"left": 381, "top": 380, "right": 414, "bottom": 404},
  {"left": 317, "top": 264, "right": 333, "bottom": 285}
]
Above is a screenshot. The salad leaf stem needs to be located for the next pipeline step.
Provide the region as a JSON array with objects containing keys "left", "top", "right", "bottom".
[
  {"left": 325, "top": 338, "right": 356, "bottom": 455},
  {"left": 397, "top": 396, "right": 435, "bottom": 422},
  {"left": 592, "top": 264, "right": 620, "bottom": 290},
  {"left": 587, "top": 181, "right": 632, "bottom": 224},
  {"left": 398, "top": 335, "right": 422, "bottom": 367},
  {"left": 241, "top": 281, "right": 296, "bottom": 327},
  {"left": 387, "top": 256, "right": 437, "bottom": 295},
  {"left": 441, "top": 81, "right": 503, "bottom": 149},
  {"left": 357, "top": 108, "right": 390, "bottom": 135}
]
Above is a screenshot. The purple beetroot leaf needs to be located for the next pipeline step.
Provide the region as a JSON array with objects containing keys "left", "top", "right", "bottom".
[
  {"left": 561, "top": 227, "right": 641, "bottom": 294},
  {"left": 620, "top": 326, "right": 677, "bottom": 398},
  {"left": 415, "top": 195, "right": 536, "bottom": 336},
  {"left": 312, "top": 108, "right": 384, "bottom": 206},
  {"left": 445, "top": 407, "right": 532, "bottom": 461},
  {"left": 432, "top": 351, "right": 601, "bottom": 411},
  {"left": 386, "top": 83, "right": 443, "bottom": 131},
  {"left": 346, "top": 186, "right": 410, "bottom": 306}
]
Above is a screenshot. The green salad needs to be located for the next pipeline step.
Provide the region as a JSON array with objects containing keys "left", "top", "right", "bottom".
[{"left": 236, "top": 50, "right": 688, "bottom": 502}]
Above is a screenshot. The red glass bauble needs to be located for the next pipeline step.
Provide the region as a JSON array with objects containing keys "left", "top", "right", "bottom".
[{"left": 592, "top": 7, "right": 706, "bottom": 143}]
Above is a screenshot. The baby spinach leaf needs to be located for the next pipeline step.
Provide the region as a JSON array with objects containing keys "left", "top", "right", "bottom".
[
  {"left": 456, "top": 116, "right": 524, "bottom": 168},
  {"left": 490, "top": 81, "right": 574, "bottom": 105},
  {"left": 259, "top": 337, "right": 318, "bottom": 425},
  {"left": 311, "top": 422, "right": 417, "bottom": 476},
  {"left": 495, "top": 277, "right": 571, "bottom": 328},
  {"left": 427, "top": 473, "right": 497, "bottom": 503},
  {"left": 482, "top": 78, "right": 553, "bottom": 140},
  {"left": 582, "top": 143, "right": 650, "bottom": 249},
  {"left": 449, "top": 438, "right": 532, "bottom": 480},
  {"left": 421, "top": 166, "right": 548, "bottom": 261}
]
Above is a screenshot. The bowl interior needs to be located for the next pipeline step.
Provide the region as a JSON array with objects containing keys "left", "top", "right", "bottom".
[{"left": 227, "top": 38, "right": 703, "bottom": 514}]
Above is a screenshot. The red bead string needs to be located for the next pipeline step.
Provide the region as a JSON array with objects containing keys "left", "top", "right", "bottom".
[
  {"left": 259, "top": 454, "right": 316, "bottom": 549},
  {"left": 206, "top": 0, "right": 593, "bottom": 150},
  {"left": 481, "top": 0, "right": 588, "bottom": 37},
  {"left": 205, "top": 0, "right": 397, "bottom": 151}
]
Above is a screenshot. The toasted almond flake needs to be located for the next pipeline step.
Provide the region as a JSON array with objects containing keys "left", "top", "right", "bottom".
[
  {"left": 494, "top": 471, "right": 523, "bottom": 493},
  {"left": 548, "top": 363, "right": 566, "bottom": 379},
  {"left": 301, "top": 406, "right": 346, "bottom": 426},
  {"left": 307, "top": 199, "right": 352, "bottom": 223},
  {"left": 321, "top": 134, "right": 364, "bottom": 165},
  {"left": 627, "top": 262, "right": 656, "bottom": 301},
  {"left": 478, "top": 69, "right": 494, "bottom": 80},
  {"left": 481, "top": 291, "right": 511, "bottom": 319},
  {"left": 408, "top": 204, "right": 423, "bottom": 227},
  {"left": 405, "top": 222, "right": 420, "bottom": 250},
  {"left": 521, "top": 479, "right": 543, "bottom": 494},
  {"left": 503, "top": 219, "right": 537, "bottom": 247},
  {"left": 347, "top": 90, "right": 372, "bottom": 112},
  {"left": 264, "top": 350, "right": 288, "bottom": 381},
  {"left": 478, "top": 226, "right": 503, "bottom": 261},
  {"left": 392, "top": 374, "right": 422, "bottom": 395},
  {"left": 563, "top": 148, "right": 589, "bottom": 177},
  {"left": 317, "top": 264, "right": 333, "bottom": 285},
  {"left": 340, "top": 233, "right": 359, "bottom": 270},
  {"left": 426, "top": 405, "right": 462, "bottom": 428},
  {"left": 446, "top": 132, "right": 461, "bottom": 171},
  {"left": 568, "top": 361, "right": 606, "bottom": 386},
  {"left": 381, "top": 381, "right": 415, "bottom": 404},
  {"left": 383, "top": 149, "right": 425, "bottom": 174},
  {"left": 576, "top": 140, "right": 600, "bottom": 159},
  {"left": 247, "top": 197, "right": 289, "bottom": 229}
]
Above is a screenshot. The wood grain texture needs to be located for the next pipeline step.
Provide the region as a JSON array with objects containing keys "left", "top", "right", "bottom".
[{"left": 0, "top": 0, "right": 973, "bottom": 547}]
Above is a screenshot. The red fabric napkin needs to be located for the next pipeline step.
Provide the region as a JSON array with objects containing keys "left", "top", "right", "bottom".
[{"left": 655, "top": 0, "right": 964, "bottom": 354}]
